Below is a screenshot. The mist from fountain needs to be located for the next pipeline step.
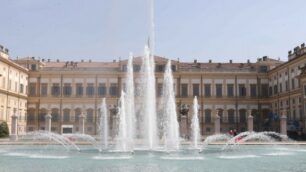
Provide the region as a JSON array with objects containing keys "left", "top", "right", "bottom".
[
  {"left": 161, "top": 60, "right": 180, "bottom": 150},
  {"left": 203, "top": 134, "right": 232, "bottom": 147},
  {"left": 125, "top": 53, "right": 135, "bottom": 149},
  {"left": 98, "top": 98, "right": 108, "bottom": 150},
  {"left": 191, "top": 96, "right": 200, "bottom": 149},
  {"left": 117, "top": 91, "right": 129, "bottom": 152},
  {"left": 25, "top": 131, "right": 80, "bottom": 151},
  {"left": 140, "top": 45, "right": 158, "bottom": 149}
]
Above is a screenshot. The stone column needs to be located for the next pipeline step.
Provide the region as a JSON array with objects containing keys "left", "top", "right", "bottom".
[
  {"left": 79, "top": 112, "right": 86, "bottom": 134},
  {"left": 214, "top": 110, "right": 220, "bottom": 134},
  {"left": 10, "top": 109, "right": 18, "bottom": 141},
  {"left": 247, "top": 110, "right": 254, "bottom": 132},
  {"left": 280, "top": 111, "right": 287, "bottom": 135},
  {"left": 45, "top": 110, "right": 52, "bottom": 132},
  {"left": 180, "top": 115, "right": 188, "bottom": 138}
]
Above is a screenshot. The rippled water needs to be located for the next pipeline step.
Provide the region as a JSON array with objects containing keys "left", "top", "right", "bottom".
[{"left": 0, "top": 145, "right": 306, "bottom": 172}]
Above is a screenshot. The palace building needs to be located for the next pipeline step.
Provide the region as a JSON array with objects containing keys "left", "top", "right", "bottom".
[{"left": 1, "top": 43, "right": 306, "bottom": 138}]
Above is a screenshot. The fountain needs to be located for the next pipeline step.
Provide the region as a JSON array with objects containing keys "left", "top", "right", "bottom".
[
  {"left": 116, "top": 91, "right": 129, "bottom": 152},
  {"left": 140, "top": 45, "right": 158, "bottom": 149},
  {"left": 98, "top": 98, "right": 108, "bottom": 150},
  {"left": 191, "top": 96, "right": 200, "bottom": 149},
  {"left": 160, "top": 60, "right": 180, "bottom": 150},
  {"left": 125, "top": 53, "right": 136, "bottom": 149}
]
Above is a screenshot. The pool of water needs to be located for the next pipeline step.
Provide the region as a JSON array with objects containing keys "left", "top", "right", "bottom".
[{"left": 0, "top": 144, "right": 306, "bottom": 172}]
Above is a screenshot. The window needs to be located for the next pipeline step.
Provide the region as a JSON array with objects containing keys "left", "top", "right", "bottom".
[
  {"left": 239, "top": 109, "right": 246, "bottom": 123},
  {"left": 86, "top": 83, "right": 95, "bottom": 96},
  {"left": 156, "top": 65, "right": 165, "bottom": 72},
  {"left": 157, "top": 83, "right": 163, "bottom": 97},
  {"left": 273, "top": 85, "right": 278, "bottom": 95},
  {"left": 261, "top": 84, "right": 268, "bottom": 97},
  {"left": 31, "top": 64, "right": 36, "bottom": 71},
  {"left": 304, "top": 85, "right": 306, "bottom": 96},
  {"left": 279, "top": 83, "right": 282, "bottom": 93},
  {"left": 87, "top": 109, "right": 94, "bottom": 123},
  {"left": 259, "top": 66, "right": 268, "bottom": 72},
  {"left": 205, "top": 109, "right": 211, "bottom": 123},
  {"left": 29, "top": 83, "right": 36, "bottom": 96},
  {"left": 292, "top": 78, "right": 295, "bottom": 89},
  {"left": 76, "top": 83, "right": 83, "bottom": 96},
  {"left": 15, "top": 81, "right": 17, "bottom": 92},
  {"left": 250, "top": 84, "right": 257, "bottom": 97},
  {"left": 39, "top": 109, "right": 47, "bottom": 122},
  {"left": 181, "top": 84, "right": 188, "bottom": 97},
  {"left": 63, "top": 83, "right": 72, "bottom": 96},
  {"left": 238, "top": 84, "right": 246, "bottom": 97},
  {"left": 216, "top": 84, "right": 222, "bottom": 97},
  {"left": 75, "top": 109, "right": 81, "bottom": 122},
  {"left": 109, "top": 83, "right": 118, "bottom": 96},
  {"left": 41, "top": 83, "right": 48, "bottom": 96},
  {"left": 269, "top": 86, "right": 273, "bottom": 96},
  {"left": 133, "top": 65, "right": 141, "bottom": 72},
  {"left": 63, "top": 109, "right": 70, "bottom": 122},
  {"left": 193, "top": 84, "right": 200, "bottom": 97},
  {"left": 228, "top": 109, "right": 235, "bottom": 124},
  {"left": 227, "top": 84, "right": 234, "bottom": 97},
  {"left": 19, "top": 84, "right": 24, "bottom": 94},
  {"left": 8, "top": 79, "right": 11, "bottom": 90},
  {"left": 204, "top": 84, "right": 211, "bottom": 97},
  {"left": 285, "top": 81, "right": 289, "bottom": 91},
  {"left": 51, "top": 109, "right": 59, "bottom": 122},
  {"left": 98, "top": 83, "right": 106, "bottom": 96},
  {"left": 51, "top": 83, "right": 60, "bottom": 96}
]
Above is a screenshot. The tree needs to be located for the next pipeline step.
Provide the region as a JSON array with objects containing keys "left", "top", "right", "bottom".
[{"left": 0, "top": 122, "right": 9, "bottom": 138}]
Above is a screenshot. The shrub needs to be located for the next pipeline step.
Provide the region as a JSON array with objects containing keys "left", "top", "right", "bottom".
[{"left": 0, "top": 121, "right": 9, "bottom": 138}]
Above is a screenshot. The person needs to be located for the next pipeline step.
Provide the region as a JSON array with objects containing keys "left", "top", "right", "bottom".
[
  {"left": 229, "top": 130, "right": 233, "bottom": 136},
  {"left": 233, "top": 129, "right": 237, "bottom": 136}
]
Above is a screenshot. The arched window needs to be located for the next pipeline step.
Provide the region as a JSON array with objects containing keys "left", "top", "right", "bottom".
[
  {"left": 75, "top": 108, "right": 81, "bottom": 122},
  {"left": 204, "top": 109, "right": 211, "bottom": 123},
  {"left": 51, "top": 108, "right": 59, "bottom": 122},
  {"left": 87, "top": 109, "right": 94, "bottom": 123},
  {"left": 63, "top": 109, "right": 70, "bottom": 122},
  {"left": 239, "top": 109, "right": 247, "bottom": 123},
  {"left": 218, "top": 109, "right": 224, "bottom": 123},
  {"left": 39, "top": 109, "right": 47, "bottom": 122},
  {"left": 228, "top": 109, "right": 235, "bottom": 124},
  {"left": 27, "top": 108, "right": 35, "bottom": 122}
]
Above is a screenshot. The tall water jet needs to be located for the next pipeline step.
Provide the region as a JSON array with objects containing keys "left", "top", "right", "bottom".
[
  {"left": 141, "top": 45, "right": 157, "bottom": 149},
  {"left": 191, "top": 96, "right": 200, "bottom": 149},
  {"left": 98, "top": 98, "right": 108, "bottom": 150},
  {"left": 162, "top": 60, "right": 180, "bottom": 150},
  {"left": 117, "top": 91, "right": 128, "bottom": 151},
  {"left": 125, "top": 53, "right": 135, "bottom": 149}
]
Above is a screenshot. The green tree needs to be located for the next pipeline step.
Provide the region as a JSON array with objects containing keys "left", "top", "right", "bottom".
[{"left": 0, "top": 121, "right": 9, "bottom": 138}]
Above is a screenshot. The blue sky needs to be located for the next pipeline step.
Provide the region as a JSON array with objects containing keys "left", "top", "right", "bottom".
[{"left": 1, "top": 0, "right": 306, "bottom": 62}]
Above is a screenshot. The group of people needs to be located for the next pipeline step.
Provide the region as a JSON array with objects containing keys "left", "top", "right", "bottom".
[{"left": 229, "top": 129, "right": 238, "bottom": 137}]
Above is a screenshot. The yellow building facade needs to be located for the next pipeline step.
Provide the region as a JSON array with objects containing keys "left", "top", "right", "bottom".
[
  {"left": 1, "top": 43, "right": 306, "bottom": 138},
  {"left": 0, "top": 45, "right": 28, "bottom": 135}
]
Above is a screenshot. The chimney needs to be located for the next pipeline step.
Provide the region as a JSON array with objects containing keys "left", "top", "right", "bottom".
[
  {"left": 56, "top": 59, "right": 59, "bottom": 62},
  {"left": 89, "top": 59, "right": 92, "bottom": 63},
  {"left": 247, "top": 59, "right": 250, "bottom": 64},
  {"left": 263, "top": 56, "right": 268, "bottom": 61},
  {"left": 229, "top": 60, "right": 232, "bottom": 64},
  {"left": 47, "top": 59, "right": 50, "bottom": 62},
  {"left": 209, "top": 59, "right": 212, "bottom": 63},
  {"left": 113, "top": 60, "right": 116, "bottom": 63},
  {"left": 42, "top": 58, "right": 45, "bottom": 62},
  {"left": 194, "top": 59, "right": 197, "bottom": 63},
  {"left": 81, "top": 59, "right": 84, "bottom": 62}
]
